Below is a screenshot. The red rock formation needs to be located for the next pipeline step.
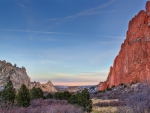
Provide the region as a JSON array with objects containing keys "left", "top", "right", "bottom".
[{"left": 98, "top": 1, "right": 150, "bottom": 90}]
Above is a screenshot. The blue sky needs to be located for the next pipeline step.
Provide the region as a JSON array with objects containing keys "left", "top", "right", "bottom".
[{"left": 0, "top": 0, "right": 147, "bottom": 86}]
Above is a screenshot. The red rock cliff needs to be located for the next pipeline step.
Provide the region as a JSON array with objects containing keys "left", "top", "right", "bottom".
[{"left": 99, "top": 1, "right": 150, "bottom": 91}]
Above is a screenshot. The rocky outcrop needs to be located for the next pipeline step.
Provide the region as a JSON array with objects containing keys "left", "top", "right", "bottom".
[
  {"left": 98, "top": 1, "right": 150, "bottom": 91},
  {"left": 0, "top": 60, "right": 57, "bottom": 93},
  {"left": 0, "top": 60, "right": 30, "bottom": 92},
  {"left": 30, "top": 81, "right": 57, "bottom": 93}
]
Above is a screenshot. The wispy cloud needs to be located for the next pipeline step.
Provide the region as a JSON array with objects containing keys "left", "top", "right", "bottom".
[
  {"left": 48, "top": 0, "right": 116, "bottom": 28},
  {"left": 65, "top": 6, "right": 116, "bottom": 19},
  {"left": 17, "top": 3, "right": 25, "bottom": 8},
  {"left": 1, "top": 29, "right": 58, "bottom": 34},
  {"left": 89, "top": 50, "right": 118, "bottom": 64},
  {"left": 95, "top": 35, "right": 125, "bottom": 39},
  {"left": 0, "top": 29, "right": 124, "bottom": 39},
  {"left": 48, "top": 18, "right": 63, "bottom": 21}
]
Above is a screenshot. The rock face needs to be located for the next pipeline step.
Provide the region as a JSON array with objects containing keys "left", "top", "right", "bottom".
[
  {"left": 99, "top": 1, "right": 150, "bottom": 91},
  {"left": 30, "top": 81, "right": 57, "bottom": 93},
  {"left": 0, "top": 60, "right": 57, "bottom": 93},
  {"left": 0, "top": 60, "right": 30, "bottom": 92}
]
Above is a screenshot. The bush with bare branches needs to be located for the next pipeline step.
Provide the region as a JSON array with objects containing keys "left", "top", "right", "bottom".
[
  {"left": 0, "top": 99, "right": 83, "bottom": 113},
  {"left": 118, "top": 82, "right": 150, "bottom": 113}
]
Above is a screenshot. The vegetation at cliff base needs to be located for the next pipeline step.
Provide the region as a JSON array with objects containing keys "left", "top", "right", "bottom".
[
  {"left": 30, "top": 87, "right": 43, "bottom": 100},
  {"left": 68, "top": 89, "right": 92, "bottom": 112},
  {"left": 1, "top": 80, "right": 15, "bottom": 102},
  {"left": 45, "top": 93, "right": 53, "bottom": 99},
  {"left": 16, "top": 84, "right": 30, "bottom": 107}
]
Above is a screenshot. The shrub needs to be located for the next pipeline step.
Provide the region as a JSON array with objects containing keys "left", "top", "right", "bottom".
[
  {"left": 30, "top": 87, "right": 43, "bottom": 100},
  {"left": 59, "top": 92, "right": 64, "bottom": 100},
  {"left": 54, "top": 92, "right": 60, "bottom": 100},
  {"left": 68, "top": 89, "right": 92, "bottom": 112},
  {"left": 64, "top": 91, "right": 71, "bottom": 100},
  {"left": 1, "top": 80, "right": 15, "bottom": 102},
  {"left": 78, "top": 89, "right": 92, "bottom": 112},
  {"left": 68, "top": 95, "right": 78, "bottom": 104},
  {"left": 54, "top": 91, "right": 71, "bottom": 100},
  {"left": 0, "top": 99, "right": 83, "bottom": 113},
  {"left": 16, "top": 84, "right": 30, "bottom": 107},
  {"left": 106, "top": 86, "right": 112, "bottom": 91},
  {"left": 118, "top": 82, "right": 150, "bottom": 113},
  {"left": 45, "top": 93, "right": 53, "bottom": 99}
]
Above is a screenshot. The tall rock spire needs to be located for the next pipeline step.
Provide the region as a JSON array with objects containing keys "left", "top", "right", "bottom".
[
  {"left": 146, "top": 1, "right": 150, "bottom": 12},
  {"left": 98, "top": 1, "right": 150, "bottom": 91}
]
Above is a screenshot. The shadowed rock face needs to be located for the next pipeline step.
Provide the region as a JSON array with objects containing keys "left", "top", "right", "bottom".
[{"left": 98, "top": 1, "right": 150, "bottom": 91}]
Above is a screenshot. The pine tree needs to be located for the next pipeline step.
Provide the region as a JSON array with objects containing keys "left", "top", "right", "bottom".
[
  {"left": 16, "top": 84, "right": 30, "bottom": 107},
  {"left": 1, "top": 80, "right": 15, "bottom": 102},
  {"left": 30, "top": 87, "right": 43, "bottom": 100}
]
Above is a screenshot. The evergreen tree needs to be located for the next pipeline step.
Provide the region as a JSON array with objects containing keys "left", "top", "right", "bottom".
[
  {"left": 16, "top": 84, "right": 30, "bottom": 107},
  {"left": 1, "top": 80, "right": 15, "bottom": 102},
  {"left": 30, "top": 87, "right": 43, "bottom": 100},
  {"left": 64, "top": 91, "right": 71, "bottom": 100},
  {"left": 68, "top": 89, "right": 92, "bottom": 112},
  {"left": 45, "top": 93, "right": 53, "bottom": 99},
  {"left": 54, "top": 92, "right": 60, "bottom": 99},
  {"left": 59, "top": 92, "right": 64, "bottom": 100},
  {"left": 79, "top": 89, "right": 92, "bottom": 112},
  {"left": 68, "top": 95, "right": 78, "bottom": 104}
]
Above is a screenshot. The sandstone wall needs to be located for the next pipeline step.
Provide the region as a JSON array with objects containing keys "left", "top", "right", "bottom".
[{"left": 98, "top": 1, "right": 150, "bottom": 90}]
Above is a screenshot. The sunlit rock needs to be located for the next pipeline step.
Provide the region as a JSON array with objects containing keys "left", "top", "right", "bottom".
[{"left": 98, "top": 2, "right": 150, "bottom": 90}]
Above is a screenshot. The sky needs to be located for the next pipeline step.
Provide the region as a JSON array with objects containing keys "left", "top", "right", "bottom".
[{"left": 0, "top": 0, "right": 147, "bottom": 86}]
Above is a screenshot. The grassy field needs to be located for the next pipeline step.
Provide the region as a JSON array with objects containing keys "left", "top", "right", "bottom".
[{"left": 91, "top": 99, "right": 119, "bottom": 113}]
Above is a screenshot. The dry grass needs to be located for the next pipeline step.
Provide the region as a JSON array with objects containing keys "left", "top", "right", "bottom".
[
  {"left": 91, "top": 99, "right": 119, "bottom": 113},
  {"left": 0, "top": 99, "right": 83, "bottom": 113}
]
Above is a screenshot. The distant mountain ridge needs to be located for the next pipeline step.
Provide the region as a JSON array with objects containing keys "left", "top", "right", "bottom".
[{"left": 55, "top": 85, "right": 98, "bottom": 93}]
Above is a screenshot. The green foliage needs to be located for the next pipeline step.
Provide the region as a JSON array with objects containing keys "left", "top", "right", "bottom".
[
  {"left": 54, "top": 92, "right": 60, "bottom": 100},
  {"left": 59, "top": 92, "right": 64, "bottom": 100},
  {"left": 53, "top": 89, "right": 92, "bottom": 112},
  {"left": 45, "top": 93, "right": 53, "bottom": 99},
  {"left": 54, "top": 91, "right": 71, "bottom": 100},
  {"left": 1, "top": 80, "right": 15, "bottom": 102},
  {"left": 16, "top": 84, "right": 30, "bottom": 107},
  {"left": 30, "top": 87, "right": 43, "bottom": 100},
  {"left": 64, "top": 91, "right": 71, "bottom": 100},
  {"left": 68, "top": 95, "right": 78, "bottom": 104},
  {"left": 68, "top": 89, "right": 92, "bottom": 112}
]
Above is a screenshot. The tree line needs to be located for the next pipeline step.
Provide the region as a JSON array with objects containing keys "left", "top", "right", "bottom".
[{"left": 0, "top": 80, "right": 92, "bottom": 112}]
